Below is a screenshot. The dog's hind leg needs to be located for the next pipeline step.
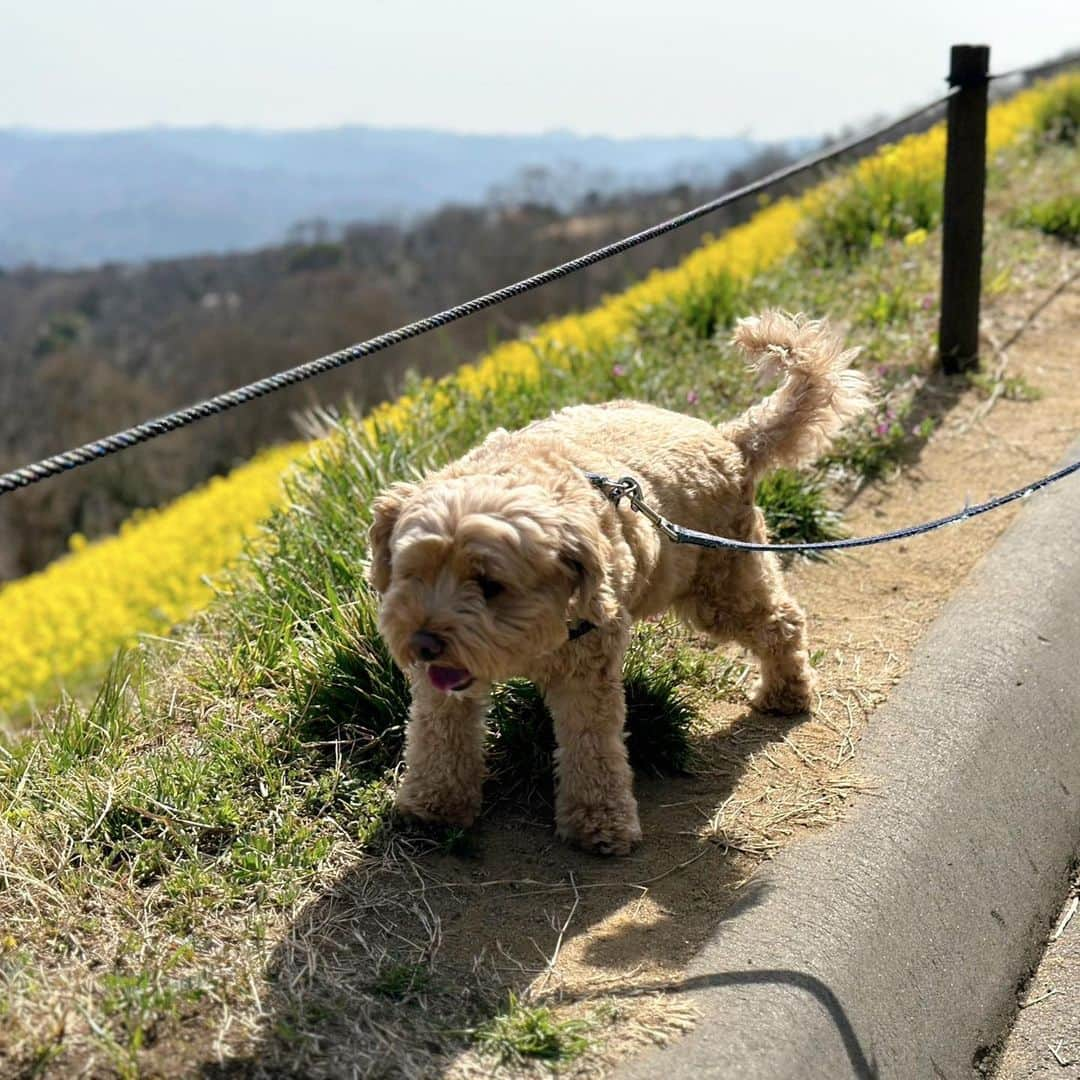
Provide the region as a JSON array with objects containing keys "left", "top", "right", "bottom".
[
  {"left": 543, "top": 654, "right": 642, "bottom": 856},
  {"left": 682, "top": 541, "right": 814, "bottom": 716},
  {"left": 395, "top": 678, "right": 489, "bottom": 828},
  {"left": 730, "top": 576, "right": 815, "bottom": 715}
]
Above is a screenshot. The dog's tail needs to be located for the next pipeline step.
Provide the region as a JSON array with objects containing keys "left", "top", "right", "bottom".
[{"left": 724, "top": 311, "right": 871, "bottom": 479}]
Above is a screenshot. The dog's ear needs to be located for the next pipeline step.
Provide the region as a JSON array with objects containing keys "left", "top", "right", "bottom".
[
  {"left": 559, "top": 512, "right": 608, "bottom": 619},
  {"left": 368, "top": 481, "right": 417, "bottom": 593}
]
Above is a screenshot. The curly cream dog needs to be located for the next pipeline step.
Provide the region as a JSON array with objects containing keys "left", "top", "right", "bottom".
[{"left": 369, "top": 312, "right": 870, "bottom": 854}]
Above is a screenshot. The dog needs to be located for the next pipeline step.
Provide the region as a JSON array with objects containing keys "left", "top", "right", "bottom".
[{"left": 369, "top": 311, "right": 870, "bottom": 854}]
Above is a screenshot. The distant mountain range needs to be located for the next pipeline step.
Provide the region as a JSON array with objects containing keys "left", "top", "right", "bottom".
[{"left": 0, "top": 126, "right": 812, "bottom": 268}]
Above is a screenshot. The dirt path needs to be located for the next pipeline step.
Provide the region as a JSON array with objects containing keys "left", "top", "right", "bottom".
[
  {"left": 793, "top": 268, "right": 1080, "bottom": 732},
  {"left": 241, "top": 256, "right": 1079, "bottom": 1079},
  {"left": 994, "top": 871, "right": 1080, "bottom": 1078}
]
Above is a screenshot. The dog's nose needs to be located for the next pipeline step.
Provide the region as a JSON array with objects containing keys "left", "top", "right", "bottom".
[{"left": 410, "top": 630, "right": 445, "bottom": 662}]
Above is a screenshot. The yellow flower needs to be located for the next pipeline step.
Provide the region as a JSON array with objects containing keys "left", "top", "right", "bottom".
[
  {"left": 0, "top": 443, "right": 306, "bottom": 714},
  {"left": 1, "top": 72, "right": 1073, "bottom": 716}
]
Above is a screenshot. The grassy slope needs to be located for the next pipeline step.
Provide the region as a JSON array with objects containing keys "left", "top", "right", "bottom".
[
  {"left": 0, "top": 77, "right": 1076, "bottom": 1077},
  {"left": 0, "top": 74, "right": 1061, "bottom": 721}
]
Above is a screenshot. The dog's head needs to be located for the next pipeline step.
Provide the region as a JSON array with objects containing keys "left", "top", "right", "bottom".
[{"left": 369, "top": 475, "right": 607, "bottom": 693}]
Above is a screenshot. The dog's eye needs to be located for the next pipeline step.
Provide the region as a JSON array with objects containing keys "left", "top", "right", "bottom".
[{"left": 476, "top": 575, "right": 504, "bottom": 601}]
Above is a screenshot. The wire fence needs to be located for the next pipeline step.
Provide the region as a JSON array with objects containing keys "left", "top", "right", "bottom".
[
  {"left": 0, "top": 48, "right": 1076, "bottom": 526},
  {"left": 0, "top": 90, "right": 961, "bottom": 496},
  {"left": 988, "top": 50, "right": 1080, "bottom": 84}
]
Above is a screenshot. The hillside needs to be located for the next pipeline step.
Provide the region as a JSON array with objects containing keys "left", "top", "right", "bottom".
[
  {"left": 0, "top": 146, "right": 803, "bottom": 580},
  {"left": 0, "top": 126, "right": 810, "bottom": 267},
  {"left": 0, "top": 73, "right": 1075, "bottom": 1078}
]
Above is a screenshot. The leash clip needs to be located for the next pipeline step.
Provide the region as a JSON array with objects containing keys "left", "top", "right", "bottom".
[{"left": 587, "top": 472, "right": 680, "bottom": 541}]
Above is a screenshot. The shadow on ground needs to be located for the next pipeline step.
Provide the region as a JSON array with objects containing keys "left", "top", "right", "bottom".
[{"left": 199, "top": 703, "right": 864, "bottom": 1077}]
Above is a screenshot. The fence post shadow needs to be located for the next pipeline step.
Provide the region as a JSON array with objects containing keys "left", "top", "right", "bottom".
[{"left": 616, "top": 967, "right": 881, "bottom": 1080}]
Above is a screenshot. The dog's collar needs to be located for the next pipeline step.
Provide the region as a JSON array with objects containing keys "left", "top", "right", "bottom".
[{"left": 567, "top": 619, "right": 597, "bottom": 641}]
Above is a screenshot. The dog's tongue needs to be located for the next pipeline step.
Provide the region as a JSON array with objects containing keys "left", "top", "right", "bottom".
[{"left": 428, "top": 665, "right": 473, "bottom": 693}]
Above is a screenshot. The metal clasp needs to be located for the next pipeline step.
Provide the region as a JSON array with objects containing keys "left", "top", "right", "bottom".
[{"left": 587, "top": 472, "right": 680, "bottom": 541}]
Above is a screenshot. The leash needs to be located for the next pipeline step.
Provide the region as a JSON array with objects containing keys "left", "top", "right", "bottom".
[{"left": 584, "top": 459, "right": 1080, "bottom": 554}]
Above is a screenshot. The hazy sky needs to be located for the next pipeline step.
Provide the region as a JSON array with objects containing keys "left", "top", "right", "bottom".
[{"left": 3, "top": 1, "right": 1075, "bottom": 140}]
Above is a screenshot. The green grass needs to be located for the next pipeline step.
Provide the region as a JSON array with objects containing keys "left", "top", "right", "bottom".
[
  {"left": 756, "top": 469, "right": 846, "bottom": 557},
  {"left": 801, "top": 171, "right": 941, "bottom": 268},
  {"left": 97, "top": 968, "right": 205, "bottom": 1061},
  {"left": 1034, "top": 77, "right": 1080, "bottom": 145},
  {"left": 967, "top": 368, "right": 1044, "bottom": 403},
  {"left": 370, "top": 962, "right": 431, "bottom": 999},
  {"left": 657, "top": 268, "right": 744, "bottom": 340},
  {"left": 858, "top": 285, "right": 916, "bottom": 328},
  {"left": 824, "top": 407, "right": 935, "bottom": 483},
  {"left": 473, "top": 993, "right": 591, "bottom": 1063},
  {"left": 486, "top": 619, "right": 719, "bottom": 805},
  {"left": 1012, "top": 195, "right": 1080, "bottom": 243}
]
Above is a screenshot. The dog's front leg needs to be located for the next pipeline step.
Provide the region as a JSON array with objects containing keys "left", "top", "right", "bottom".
[
  {"left": 544, "top": 670, "right": 641, "bottom": 856},
  {"left": 395, "top": 678, "right": 489, "bottom": 828}
]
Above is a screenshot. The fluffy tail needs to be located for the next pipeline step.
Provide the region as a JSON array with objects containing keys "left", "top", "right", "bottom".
[{"left": 724, "top": 311, "right": 871, "bottom": 479}]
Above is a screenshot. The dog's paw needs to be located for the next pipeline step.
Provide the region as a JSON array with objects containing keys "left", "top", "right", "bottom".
[
  {"left": 557, "top": 803, "right": 642, "bottom": 857},
  {"left": 748, "top": 674, "right": 814, "bottom": 715},
  {"left": 394, "top": 782, "right": 480, "bottom": 829}
]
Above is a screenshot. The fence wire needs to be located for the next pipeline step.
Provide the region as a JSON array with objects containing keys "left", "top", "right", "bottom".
[
  {"left": 989, "top": 53, "right": 1078, "bottom": 83},
  {"left": 0, "top": 90, "right": 958, "bottom": 496}
]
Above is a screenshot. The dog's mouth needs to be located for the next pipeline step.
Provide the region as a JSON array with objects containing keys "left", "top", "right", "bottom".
[{"left": 427, "top": 665, "right": 475, "bottom": 693}]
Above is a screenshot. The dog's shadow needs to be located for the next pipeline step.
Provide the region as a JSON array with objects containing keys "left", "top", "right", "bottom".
[{"left": 203, "top": 704, "right": 824, "bottom": 1077}]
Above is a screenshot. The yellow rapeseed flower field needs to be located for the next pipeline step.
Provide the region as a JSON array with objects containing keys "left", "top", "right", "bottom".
[
  {"left": 0, "top": 444, "right": 306, "bottom": 712},
  {"left": 0, "top": 75, "right": 1071, "bottom": 717}
]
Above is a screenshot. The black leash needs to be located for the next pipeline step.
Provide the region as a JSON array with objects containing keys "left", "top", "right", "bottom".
[{"left": 584, "top": 461, "right": 1080, "bottom": 554}]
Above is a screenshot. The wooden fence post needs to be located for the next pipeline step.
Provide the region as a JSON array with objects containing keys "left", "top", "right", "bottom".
[{"left": 938, "top": 44, "right": 990, "bottom": 374}]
